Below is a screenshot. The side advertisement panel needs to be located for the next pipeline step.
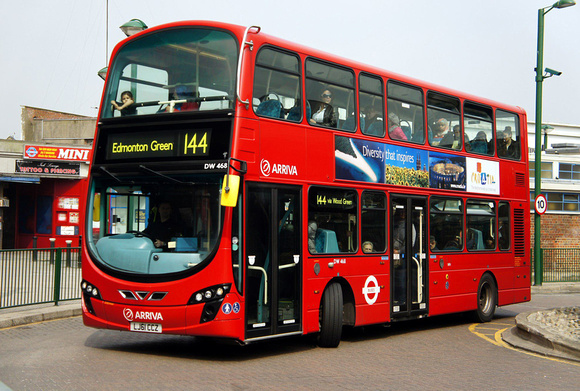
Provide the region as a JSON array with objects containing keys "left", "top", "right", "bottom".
[{"left": 334, "top": 135, "right": 499, "bottom": 195}]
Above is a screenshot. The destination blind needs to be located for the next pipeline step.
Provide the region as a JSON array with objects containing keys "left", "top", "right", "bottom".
[{"left": 106, "top": 129, "right": 212, "bottom": 160}]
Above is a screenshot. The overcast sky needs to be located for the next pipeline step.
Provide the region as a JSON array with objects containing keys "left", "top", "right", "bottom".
[{"left": 0, "top": 0, "right": 578, "bottom": 139}]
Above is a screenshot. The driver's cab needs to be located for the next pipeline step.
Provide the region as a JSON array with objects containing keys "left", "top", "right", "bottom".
[{"left": 88, "top": 179, "right": 222, "bottom": 276}]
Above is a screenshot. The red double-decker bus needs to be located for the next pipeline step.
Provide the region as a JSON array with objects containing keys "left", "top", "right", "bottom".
[{"left": 81, "top": 21, "right": 530, "bottom": 347}]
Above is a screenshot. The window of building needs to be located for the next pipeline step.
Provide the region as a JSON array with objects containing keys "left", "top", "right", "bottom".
[
  {"left": 361, "top": 191, "right": 386, "bottom": 253},
  {"left": 548, "top": 193, "right": 580, "bottom": 212},
  {"left": 429, "top": 197, "right": 463, "bottom": 251},
  {"left": 466, "top": 200, "right": 496, "bottom": 250},
  {"left": 359, "top": 74, "right": 385, "bottom": 137},
  {"left": 464, "top": 102, "right": 493, "bottom": 155},
  {"left": 387, "top": 81, "right": 425, "bottom": 144},
  {"left": 529, "top": 162, "right": 553, "bottom": 179},
  {"left": 253, "top": 47, "right": 302, "bottom": 121},
  {"left": 559, "top": 163, "right": 580, "bottom": 180},
  {"left": 496, "top": 110, "right": 521, "bottom": 160},
  {"left": 308, "top": 187, "right": 358, "bottom": 253},
  {"left": 529, "top": 191, "right": 580, "bottom": 213},
  {"left": 427, "top": 92, "right": 460, "bottom": 149},
  {"left": 306, "top": 59, "right": 355, "bottom": 130}
]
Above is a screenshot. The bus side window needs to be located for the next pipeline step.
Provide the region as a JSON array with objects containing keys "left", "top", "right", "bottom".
[
  {"left": 464, "top": 102, "right": 494, "bottom": 156},
  {"left": 387, "top": 81, "right": 425, "bottom": 144},
  {"left": 360, "top": 74, "right": 385, "bottom": 138},
  {"left": 305, "top": 59, "right": 355, "bottom": 130},
  {"left": 308, "top": 187, "right": 358, "bottom": 254},
  {"left": 430, "top": 197, "right": 463, "bottom": 252},
  {"left": 496, "top": 110, "right": 521, "bottom": 160},
  {"left": 466, "top": 200, "right": 496, "bottom": 251},
  {"left": 498, "top": 202, "right": 510, "bottom": 250},
  {"left": 253, "top": 47, "right": 302, "bottom": 121},
  {"left": 427, "top": 92, "right": 460, "bottom": 149},
  {"left": 361, "top": 191, "right": 387, "bottom": 253}
]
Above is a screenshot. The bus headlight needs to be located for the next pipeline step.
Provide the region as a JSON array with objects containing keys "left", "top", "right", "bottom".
[
  {"left": 81, "top": 280, "right": 102, "bottom": 301},
  {"left": 188, "top": 284, "right": 231, "bottom": 305}
]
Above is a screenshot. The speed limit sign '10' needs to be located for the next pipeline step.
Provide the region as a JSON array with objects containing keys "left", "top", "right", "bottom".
[{"left": 535, "top": 194, "right": 547, "bottom": 215}]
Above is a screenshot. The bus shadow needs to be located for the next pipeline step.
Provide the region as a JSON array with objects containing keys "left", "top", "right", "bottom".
[
  {"left": 341, "top": 311, "right": 516, "bottom": 343},
  {"left": 84, "top": 311, "right": 517, "bottom": 359},
  {"left": 84, "top": 330, "right": 318, "bottom": 361}
]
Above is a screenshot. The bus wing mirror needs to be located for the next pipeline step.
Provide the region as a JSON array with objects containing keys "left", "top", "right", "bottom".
[{"left": 221, "top": 174, "right": 240, "bottom": 207}]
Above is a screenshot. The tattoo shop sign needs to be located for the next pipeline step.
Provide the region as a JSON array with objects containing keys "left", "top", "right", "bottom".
[{"left": 15, "top": 160, "right": 80, "bottom": 176}]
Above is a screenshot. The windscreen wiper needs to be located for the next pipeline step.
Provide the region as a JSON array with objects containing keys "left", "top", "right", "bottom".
[
  {"left": 99, "top": 166, "right": 124, "bottom": 183},
  {"left": 139, "top": 165, "right": 190, "bottom": 184}
]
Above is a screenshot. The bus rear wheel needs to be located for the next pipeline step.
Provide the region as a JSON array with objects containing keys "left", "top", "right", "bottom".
[
  {"left": 474, "top": 273, "right": 497, "bottom": 323},
  {"left": 317, "top": 282, "right": 343, "bottom": 348}
]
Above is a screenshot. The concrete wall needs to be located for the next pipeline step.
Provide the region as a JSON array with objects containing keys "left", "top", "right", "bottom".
[{"left": 21, "top": 106, "right": 95, "bottom": 145}]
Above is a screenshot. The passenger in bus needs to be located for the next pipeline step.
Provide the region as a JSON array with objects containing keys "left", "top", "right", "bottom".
[
  {"left": 111, "top": 91, "right": 136, "bottom": 116},
  {"left": 310, "top": 89, "right": 337, "bottom": 127},
  {"left": 440, "top": 125, "right": 462, "bottom": 150},
  {"left": 497, "top": 127, "right": 518, "bottom": 158},
  {"left": 387, "top": 113, "right": 407, "bottom": 141},
  {"left": 143, "top": 201, "right": 182, "bottom": 249},
  {"left": 429, "top": 236, "right": 438, "bottom": 251},
  {"left": 470, "top": 131, "right": 488, "bottom": 154},
  {"left": 429, "top": 118, "right": 449, "bottom": 146},
  {"left": 166, "top": 85, "right": 200, "bottom": 112},
  {"left": 308, "top": 220, "right": 318, "bottom": 253},
  {"left": 362, "top": 241, "right": 374, "bottom": 253},
  {"left": 364, "top": 103, "right": 383, "bottom": 136},
  {"left": 444, "top": 230, "right": 462, "bottom": 250}
]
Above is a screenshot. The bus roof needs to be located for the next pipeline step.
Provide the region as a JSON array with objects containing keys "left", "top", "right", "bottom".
[{"left": 111, "top": 20, "right": 526, "bottom": 116}]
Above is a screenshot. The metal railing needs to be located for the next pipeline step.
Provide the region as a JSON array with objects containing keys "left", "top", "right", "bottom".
[
  {"left": 531, "top": 248, "right": 580, "bottom": 283},
  {"left": 0, "top": 246, "right": 81, "bottom": 309}
]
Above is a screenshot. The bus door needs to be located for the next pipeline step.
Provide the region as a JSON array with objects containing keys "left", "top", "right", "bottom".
[
  {"left": 390, "top": 196, "right": 428, "bottom": 320},
  {"left": 245, "top": 184, "right": 302, "bottom": 340}
]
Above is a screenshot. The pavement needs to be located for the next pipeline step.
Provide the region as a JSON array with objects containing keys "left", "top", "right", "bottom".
[
  {"left": 0, "top": 300, "right": 82, "bottom": 329},
  {"left": 0, "top": 283, "right": 578, "bottom": 362},
  {"left": 502, "top": 282, "right": 580, "bottom": 362}
]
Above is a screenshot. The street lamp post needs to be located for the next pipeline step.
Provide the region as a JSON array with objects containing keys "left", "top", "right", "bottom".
[{"left": 534, "top": 0, "right": 575, "bottom": 286}]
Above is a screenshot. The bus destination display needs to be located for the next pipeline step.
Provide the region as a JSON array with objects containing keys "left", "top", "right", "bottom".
[{"left": 106, "top": 129, "right": 211, "bottom": 160}]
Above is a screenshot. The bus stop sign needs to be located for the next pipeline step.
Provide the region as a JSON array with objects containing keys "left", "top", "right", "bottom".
[{"left": 535, "top": 194, "right": 547, "bottom": 215}]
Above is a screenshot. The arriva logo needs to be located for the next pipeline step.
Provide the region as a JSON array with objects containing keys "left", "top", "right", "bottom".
[
  {"left": 260, "top": 159, "right": 298, "bottom": 177},
  {"left": 123, "top": 308, "right": 163, "bottom": 322}
]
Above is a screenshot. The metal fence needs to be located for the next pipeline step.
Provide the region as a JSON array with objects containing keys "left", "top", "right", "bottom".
[
  {"left": 531, "top": 248, "right": 580, "bottom": 283},
  {"left": 1, "top": 246, "right": 578, "bottom": 310},
  {"left": 0, "top": 247, "right": 81, "bottom": 309}
]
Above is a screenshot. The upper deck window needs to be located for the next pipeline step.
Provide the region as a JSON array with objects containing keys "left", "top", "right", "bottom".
[
  {"left": 464, "top": 102, "right": 494, "bottom": 156},
  {"left": 359, "top": 74, "right": 385, "bottom": 137},
  {"left": 427, "top": 92, "right": 461, "bottom": 149},
  {"left": 253, "top": 47, "right": 302, "bottom": 121},
  {"left": 495, "top": 110, "right": 521, "bottom": 160},
  {"left": 102, "top": 28, "right": 238, "bottom": 118},
  {"left": 387, "top": 81, "right": 425, "bottom": 144},
  {"left": 306, "top": 59, "right": 355, "bottom": 130}
]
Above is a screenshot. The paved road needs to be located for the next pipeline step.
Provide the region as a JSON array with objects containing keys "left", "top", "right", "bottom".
[{"left": 0, "top": 294, "right": 578, "bottom": 390}]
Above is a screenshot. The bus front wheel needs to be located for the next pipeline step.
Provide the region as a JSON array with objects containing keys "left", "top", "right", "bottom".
[
  {"left": 474, "top": 273, "right": 497, "bottom": 323},
  {"left": 317, "top": 282, "right": 343, "bottom": 348}
]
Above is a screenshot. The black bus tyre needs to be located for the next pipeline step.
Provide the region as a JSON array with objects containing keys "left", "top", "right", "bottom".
[
  {"left": 318, "top": 282, "right": 343, "bottom": 348},
  {"left": 474, "top": 273, "right": 497, "bottom": 323}
]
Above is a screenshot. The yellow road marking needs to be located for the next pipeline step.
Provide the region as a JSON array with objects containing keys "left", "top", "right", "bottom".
[{"left": 469, "top": 323, "right": 580, "bottom": 367}]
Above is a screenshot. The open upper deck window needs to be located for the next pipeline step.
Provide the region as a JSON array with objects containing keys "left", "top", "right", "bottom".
[{"left": 102, "top": 27, "right": 238, "bottom": 118}]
